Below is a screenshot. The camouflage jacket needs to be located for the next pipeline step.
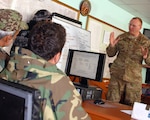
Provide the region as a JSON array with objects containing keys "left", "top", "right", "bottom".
[
  {"left": 106, "top": 32, "right": 150, "bottom": 82},
  {"left": 0, "top": 47, "right": 91, "bottom": 120}
]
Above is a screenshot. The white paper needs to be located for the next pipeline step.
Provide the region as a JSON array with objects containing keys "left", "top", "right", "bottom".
[
  {"left": 120, "top": 110, "right": 132, "bottom": 115},
  {"left": 131, "top": 102, "right": 150, "bottom": 120},
  {"left": 103, "top": 31, "right": 110, "bottom": 45},
  {"left": 88, "top": 19, "right": 102, "bottom": 52}
]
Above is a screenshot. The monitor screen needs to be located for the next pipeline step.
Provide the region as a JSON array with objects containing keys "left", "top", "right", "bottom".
[
  {"left": 145, "top": 68, "right": 150, "bottom": 84},
  {"left": 0, "top": 79, "right": 41, "bottom": 120},
  {"left": 143, "top": 28, "right": 150, "bottom": 39},
  {"left": 65, "top": 49, "right": 106, "bottom": 87}
]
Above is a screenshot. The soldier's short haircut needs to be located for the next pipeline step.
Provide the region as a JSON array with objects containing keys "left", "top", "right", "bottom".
[
  {"left": 132, "top": 17, "right": 143, "bottom": 25},
  {"left": 28, "top": 21, "right": 66, "bottom": 61}
]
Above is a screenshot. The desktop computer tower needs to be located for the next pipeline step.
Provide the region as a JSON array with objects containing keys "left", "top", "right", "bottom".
[{"left": 74, "top": 83, "right": 102, "bottom": 101}]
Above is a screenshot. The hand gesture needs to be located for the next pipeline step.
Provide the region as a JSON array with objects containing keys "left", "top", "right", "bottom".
[
  {"left": 141, "top": 46, "right": 148, "bottom": 59},
  {"left": 109, "top": 32, "right": 120, "bottom": 47}
]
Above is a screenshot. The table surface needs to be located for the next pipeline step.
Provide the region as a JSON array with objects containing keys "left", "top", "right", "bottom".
[{"left": 82, "top": 100, "right": 133, "bottom": 120}]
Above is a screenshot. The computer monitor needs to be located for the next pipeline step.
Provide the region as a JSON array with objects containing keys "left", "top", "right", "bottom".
[
  {"left": 145, "top": 68, "right": 150, "bottom": 84},
  {"left": 65, "top": 49, "right": 106, "bottom": 87},
  {"left": 0, "top": 78, "right": 41, "bottom": 120},
  {"left": 143, "top": 28, "right": 150, "bottom": 39}
]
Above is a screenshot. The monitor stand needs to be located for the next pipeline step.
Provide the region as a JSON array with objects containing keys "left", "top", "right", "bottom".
[
  {"left": 73, "top": 77, "right": 89, "bottom": 88},
  {"left": 73, "top": 77, "right": 97, "bottom": 89},
  {"left": 79, "top": 77, "right": 89, "bottom": 88}
]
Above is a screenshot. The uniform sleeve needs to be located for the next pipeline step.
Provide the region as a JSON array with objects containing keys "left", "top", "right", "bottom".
[
  {"left": 53, "top": 76, "right": 91, "bottom": 120},
  {"left": 106, "top": 44, "right": 118, "bottom": 57},
  {"left": 144, "top": 46, "right": 150, "bottom": 65},
  {"left": 25, "top": 74, "right": 92, "bottom": 120},
  {"left": 143, "top": 39, "right": 150, "bottom": 65},
  {"left": 144, "top": 55, "right": 150, "bottom": 66},
  {"left": 0, "top": 50, "right": 9, "bottom": 72}
]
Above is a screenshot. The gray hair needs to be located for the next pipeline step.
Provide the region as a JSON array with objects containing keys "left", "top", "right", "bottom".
[{"left": 0, "top": 30, "right": 14, "bottom": 39}]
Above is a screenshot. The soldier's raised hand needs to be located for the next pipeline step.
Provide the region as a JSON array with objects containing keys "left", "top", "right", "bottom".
[
  {"left": 141, "top": 46, "right": 148, "bottom": 59},
  {"left": 109, "top": 32, "right": 120, "bottom": 47}
]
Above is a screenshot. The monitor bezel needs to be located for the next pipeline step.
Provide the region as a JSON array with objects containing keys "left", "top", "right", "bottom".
[
  {"left": 145, "top": 68, "right": 150, "bottom": 84},
  {"left": 0, "top": 79, "right": 41, "bottom": 120},
  {"left": 143, "top": 28, "right": 150, "bottom": 39},
  {"left": 65, "top": 49, "right": 106, "bottom": 84}
]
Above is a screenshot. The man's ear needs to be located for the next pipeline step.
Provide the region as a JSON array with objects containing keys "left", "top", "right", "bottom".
[
  {"left": 0, "top": 30, "right": 19, "bottom": 47},
  {"left": 48, "top": 52, "right": 61, "bottom": 64},
  {"left": 54, "top": 52, "right": 61, "bottom": 63},
  {"left": 0, "top": 35, "right": 13, "bottom": 47}
]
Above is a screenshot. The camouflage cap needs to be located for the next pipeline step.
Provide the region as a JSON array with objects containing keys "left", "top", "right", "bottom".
[{"left": 0, "top": 9, "right": 28, "bottom": 32}]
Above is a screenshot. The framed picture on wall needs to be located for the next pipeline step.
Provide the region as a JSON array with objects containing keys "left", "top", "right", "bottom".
[{"left": 143, "top": 28, "right": 150, "bottom": 39}]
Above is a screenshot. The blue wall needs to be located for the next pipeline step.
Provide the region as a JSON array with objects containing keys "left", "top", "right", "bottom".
[
  {"left": 59, "top": 0, "right": 150, "bottom": 31},
  {"left": 59, "top": 0, "right": 150, "bottom": 83}
]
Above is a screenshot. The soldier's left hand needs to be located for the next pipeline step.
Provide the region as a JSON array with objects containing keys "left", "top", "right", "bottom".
[{"left": 141, "top": 46, "right": 148, "bottom": 59}]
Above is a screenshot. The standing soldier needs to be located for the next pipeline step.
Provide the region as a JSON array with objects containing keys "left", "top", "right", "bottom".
[{"left": 106, "top": 17, "right": 150, "bottom": 106}]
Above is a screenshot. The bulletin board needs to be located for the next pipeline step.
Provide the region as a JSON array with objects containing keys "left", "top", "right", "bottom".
[
  {"left": 86, "top": 15, "right": 125, "bottom": 53},
  {"left": 86, "top": 15, "right": 125, "bottom": 79}
]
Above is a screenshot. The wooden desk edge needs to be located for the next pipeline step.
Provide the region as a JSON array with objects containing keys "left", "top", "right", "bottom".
[{"left": 82, "top": 100, "right": 132, "bottom": 120}]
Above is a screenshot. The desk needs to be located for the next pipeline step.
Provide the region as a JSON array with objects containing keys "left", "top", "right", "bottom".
[{"left": 82, "top": 100, "right": 132, "bottom": 120}]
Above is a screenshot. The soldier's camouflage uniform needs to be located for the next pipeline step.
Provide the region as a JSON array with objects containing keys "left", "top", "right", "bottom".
[
  {"left": 0, "top": 47, "right": 91, "bottom": 120},
  {"left": 0, "top": 9, "right": 28, "bottom": 72},
  {"left": 106, "top": 32, "right": 150, "bottom": 105}
]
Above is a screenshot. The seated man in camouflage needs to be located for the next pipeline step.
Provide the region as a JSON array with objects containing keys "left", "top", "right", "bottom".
[
  {"left": 0, "top": 9, "right": 28, "bottom": 72},
  {"left": 0, "top": 21, "right": 91, "bottom": 120}
]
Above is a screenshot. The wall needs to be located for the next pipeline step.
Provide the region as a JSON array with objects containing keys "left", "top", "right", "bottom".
[{"left": 59, "top": 0, "right": 150, "bottom": 31}]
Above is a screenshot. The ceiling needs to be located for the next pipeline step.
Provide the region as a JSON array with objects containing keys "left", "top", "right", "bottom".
[{"left": 109, "top": 0, "right": 150, "bottom": 25}]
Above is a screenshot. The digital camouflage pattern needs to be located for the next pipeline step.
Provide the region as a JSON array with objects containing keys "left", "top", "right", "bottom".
[
  {"left": 106, "top": 32, "right": 150, "bottom": 105},
  {"left": 0, "top": 9, "right": 28, "bottom": 31},
  {"left": 0, "top": 47, "right": 91, "bottom": 120}
]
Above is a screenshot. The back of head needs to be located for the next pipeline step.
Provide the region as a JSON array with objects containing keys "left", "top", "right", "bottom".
[
  {"left": 28, "top": 9, "right": 52, "bottom": 29},
  {"left": 13, "top": 10, "right": 51, "bottom": 52},
  {"left": 28, "top": 21, "right": 66, "bottom": 61}
]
